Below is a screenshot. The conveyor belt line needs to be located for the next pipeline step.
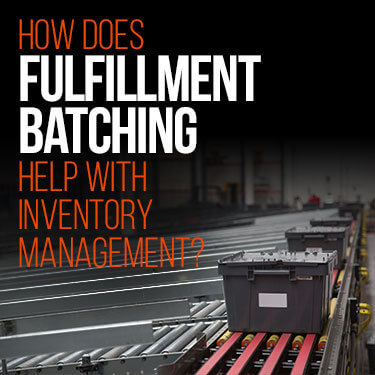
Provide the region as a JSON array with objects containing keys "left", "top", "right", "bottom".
[
  {"left": 0, "top": 247, "right": 278, "bottom": 291},
  {"left": 0, "top": 321, "right": 154, "bottom": 358},
  {"left": 259, "top": 333, "right": 291, "bottom": 375},
  {"left": 318, "top": 214, "right": 360, "bottom": 374},
  {"left": 0, "top": 278, "right": 223, "bottom": 319},
  {"left": 5, "top": 299, "right": 190, "bottom": 335},
  {"left": 0, "top": 241, "right": 283, "bottom": 288},
  {"left": 2, "top": 210, "right": 327, "bottom": 281},
  {"left": 290, "top": 334, "right": 316, "bottom": 375},
  {"left": 195, "top": 331, "right": 242, "bottom": 375},
  {"left": 227, "top": 332, "right": 266, "bottom": 375}
]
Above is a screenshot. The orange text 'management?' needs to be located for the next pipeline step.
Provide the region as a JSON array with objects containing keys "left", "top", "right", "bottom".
[{"left": 19, "top": 236, "right": 205, "bottom": 268}]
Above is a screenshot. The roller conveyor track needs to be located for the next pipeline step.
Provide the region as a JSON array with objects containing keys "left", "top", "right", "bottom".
[
  {"left": 226, "top": 333, "right": 266, "bottom": 375},
  {"left": 0, "top": 208, "right": 362, "bottom": 375},
  {"left": 189, "top": 214, "right": 361, "bottom": 375},
  {"left": 190, "top": 332, "right": 320, "bottom": 375},
  {"left": 291, "top": 334, "right": 316, "bottom": 375}
]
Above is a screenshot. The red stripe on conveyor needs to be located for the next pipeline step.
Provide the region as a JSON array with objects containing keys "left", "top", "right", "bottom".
[
  {"left": 350, "top": 221, "right": 355, "bottom": 232},
  {"left": 290, "top": 334, "right": 316, "bottom": 375},
  {"left": 332, "top": 269, "right": 338, "bottom": 288},
  {"left": 195, "top": 331, "right": 242, "bottom": 375},
  {"left": 227, "top": 332, "right": 266, "bottom": 375},
  {"left": 258, "top": 333, "right": 291, "bottom": 375}
]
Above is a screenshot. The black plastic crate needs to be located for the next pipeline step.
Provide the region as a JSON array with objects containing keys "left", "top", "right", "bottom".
[
  {"left": 285, "top": 226, "right": 349, "bottom": 266},
  {"left": 310, "top": 217, "right": 353, "bottom": 227},
  {"left": 339, "top": 203, "right": 364, "bottom": 218},
  {"left": 218, "top": 250, "right": 336, "bottom": 333}
]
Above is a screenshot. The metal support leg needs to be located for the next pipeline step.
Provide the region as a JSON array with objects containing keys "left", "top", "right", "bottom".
[{"left": 1, "top": 359, "right": 8, "bottom": 375}]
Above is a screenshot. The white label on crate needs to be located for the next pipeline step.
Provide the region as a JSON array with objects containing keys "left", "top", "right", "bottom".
[
  {"left": 258, "top": 293, "right": 287, "bottom": 308},
  {"left": 305, "top": 247, "right": 323, "bottom": 253}
]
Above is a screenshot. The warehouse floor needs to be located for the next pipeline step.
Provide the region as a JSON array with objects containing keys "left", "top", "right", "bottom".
[{"left": 364, "top": 234, "right": 375, "bottom": 374}]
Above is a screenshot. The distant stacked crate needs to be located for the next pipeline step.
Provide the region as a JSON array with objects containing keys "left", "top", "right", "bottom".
[{"left": 285, "top": 225, "right": 349, "bottom": 266}]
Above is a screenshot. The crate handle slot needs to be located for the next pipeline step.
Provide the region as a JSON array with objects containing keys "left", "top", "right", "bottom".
[
  {"left": 248, "top": 269, "right": 295, "bottom": 281},
  {"left": 303, "top": 234, "right": 326, "bottom": 240}
]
